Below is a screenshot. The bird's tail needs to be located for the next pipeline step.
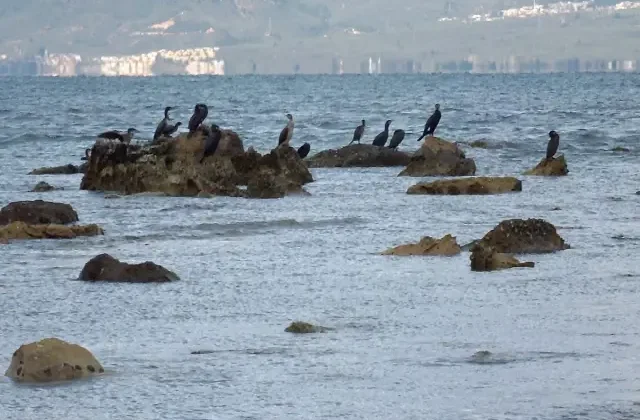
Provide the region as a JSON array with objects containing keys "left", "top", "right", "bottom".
[{"left": 416, "top": 135, "right": 425, "bottom": 142}]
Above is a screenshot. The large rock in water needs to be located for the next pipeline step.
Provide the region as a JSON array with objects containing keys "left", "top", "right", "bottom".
[
  {"left": 524, "top": 155, "right": 569, "bottom": 176},
  {"left": 0, "top": 221, "right": 103, "bottom": 242},
  {"left": 79, "top": 253, "right": 180, "bottom": 282},
  {"left": 5, "top": 337, "right": 104, "bottom": 383},
  {"left": 399, "top": 137, "right": 477, "bottom": 177},
  {"left": 29, "top": 163, "right": 87, "bottom": 175},
  {"left": 407, "top": 176, "right": 522, "bottom": 195},
  {"left": 0, "top": 200, "right": 78, "bottom": 225},
  {"left": 470, "top": 245, "right": 535, "bottom": 271},
  {"left": 305, "top": 144, "right": 411, "bottom": 168},
  {"left": 477, "top": 218, "right": 570, "bottom": 254},
  {"left": 80, "top": 130, "right": 312, "bottom": 198},
  {"left": 381, "top": 234, "right": 462, "bottom": 256}
]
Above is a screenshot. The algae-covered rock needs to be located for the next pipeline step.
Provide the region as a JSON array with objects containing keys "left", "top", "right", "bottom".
[
  {"left": 399, "top": 136, "right": 476, "bottom": 177},
  {"left": 407, "top": 176, "right": 522, "bottom": 195},
  {"left": 284, "top": 321, "right": 331, "bottom": 334},
  {"left": 381, "top": 234, "right": 462, "bottom": 256},
  {"left": 306, "top": 144, "right": 411, "bottom": 168},
  {"left": 0, "top": 221, "right": 103, "bottom": 242},
  {"left": 524, "top": 155, "right": 568, "bottom": 176},
  {"left": 470, "top": 245, "right": 535, "bottom": 271},
  {"left": 79, "top": 253, "right": 179, "bottom": 283}
]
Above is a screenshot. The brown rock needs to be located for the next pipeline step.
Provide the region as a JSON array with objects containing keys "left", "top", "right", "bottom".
[
  {"left": 79, "top": 253, "right": 179, "bottom": 283},
  {"left": 524, "top": 155, "right": 569, "bottom": 176},
  {"left": 306, "top": 144, "right": 411, "bottom": 168},
  {"left": 29, "top": 163, "right": 83, "bottom": 175},
  {"left": 0, "top": 200, "right": 78, "bottom": 225},
  {"left": 477, "top": 218, "right": 570, "bottom": 254},
  {"left": 5, "top": 337, "right": 104, "bottom": 383},
  {"left": 381, "top": 234, "right": 462, "bottom": 256},
  {"left": 0, "top": 221, "right": 103, "bottom": 242},
  {"left": 398, "top": 136, "right": 476, "bottom": 177},
  {"left": 284, "top": 322, "right": 332, "bottom": 334},
  {"left": 470, "top": 245, "right": 535, "bottom": 271},
  {"left": 80, "top": 131, "right": 312, "bottom": 199},
  {"left": 469, "top": 140, "right": 489, "bottom": 148},
  {"left": 30, "top": 181, "right": 58, "bottom": 192},
  {"left": 407, "top": 176, "right": 522, "bottom": 195}
]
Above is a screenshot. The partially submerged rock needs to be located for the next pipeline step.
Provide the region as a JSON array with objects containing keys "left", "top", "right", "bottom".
[
  {"left": 305, "top": 144, "right": 411, "bottom": 168},
  {"left": 524, "top": 155, "right": 568, "bottom": 176},
  {"left": 398, "top": 136, "right": 476, "bottom": 177},
  {"left": 477, "top": 218, "right": 570, "bottom": 254},
  {"left": 0, "top": 221, "right": 103, "bottom": 242},
  {"left": 79, "top": 253, "right": 179, "bottom": 283},
  {"left": 80, "top": 130, "right": 312, "bottom": 199},
  {"left": 29, "top": 163, "right": 86, "bottom": 175},
  {"left": 0, "top": 200, "right": 78, "bottom": 225},
  {"left": 407, "top": 176, "right": 522, "bottom": 195},
  {"left": 284, "top": 321, "right": 331, "bottom": 334},
  {"left": 611, "top": 146, "right": 630, "bottom": 152},
  {"left": 30, "top": 181, "right": 59, "bottom": 192},
  {"left": 5, "top": 337, "right": 104, "bottom": 383},
  {"left": 470, "top": 244, "right": 535, "bottom": 271},
  {"left": 381, "top": 234, "right": 461, "bottom": 256},
  {"left": 469, "top": 140, "right": 489, "bottom": 148}
]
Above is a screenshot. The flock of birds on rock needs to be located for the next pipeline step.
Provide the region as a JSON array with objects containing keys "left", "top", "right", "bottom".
[{"left": 93, "top": 101, "right": 562, "bottom": 163}]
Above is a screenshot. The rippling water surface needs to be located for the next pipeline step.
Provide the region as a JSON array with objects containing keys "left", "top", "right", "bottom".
[{"left": 1, "top": 74, "right": 640, "bottom": 420}]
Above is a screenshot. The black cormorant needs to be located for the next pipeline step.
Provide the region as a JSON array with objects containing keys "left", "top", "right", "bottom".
[
  {"left": 372, "top": 120, "right": 392, "bottom": 147},
  {"left": 417, "top": 104, "right": 441, "bottom": 141},
  {"left": 546, "top": 130, "right": 560, "bottom": 160},
  {"left": 97, "top": 128, "right": 139, "bottom": 144},
  {"left": 81, "top": 148, "right": 91, "bottom": 161},
  {"left": 297, "top": 142, "right": 311, "bottom": 159},
  {"left": 387, "top": 129, "right": 406, "bottom": 150},
  {"left": 164, "top": 121, "right": 182, "bottom": 137},
  {"left": 200, "top": 124, "right": 222, "bottom": 163},
  {"left": 278, "top": 113, "right": 294, "bottom": 147},
  {"left": 348, "top": 119, "right": 366, "bottom": 145},
  {"left": 188, "top": 103, "right": 209, "bottom": 137},
  {"left": 153, "top": 106, "right": 176, "bottom": 140}
]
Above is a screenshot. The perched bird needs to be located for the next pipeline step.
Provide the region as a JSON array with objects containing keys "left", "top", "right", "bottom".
[
  {"left": 417, "top": 103, "right": 442, "bottom": 141},
  {"left": 97, "top": 128, "right": 139, "bottom": 144},
  {"left": 546, "top": 130, "right": 560, "bottom": 160},
  {"left": 372, "top": 120, "right": 392, "bottom": 147},
  {"left": 278, "top": 113, "right": 295, "bottom": 147},
  {"left": 348, "top": 119, "right": 366, "bottom": 145},
  {"left": 200, "top": 124, "right": 222, "bottom": 163},
  {"left": 188, "top": 103, "right": 209, "bottom": 137},
  {"left": 297, "top": 142, "right": 311, "bottom": 159},
  {"left": 163, "top": 121, "right": 182, "bottom": 137},
  {"left": 387, "top": 129, "right": 406, "bottom": 150},
  {"left": 81, "top": 148, "right": 91, "bottom": 161},
  {"left": 153, "top": 106, "right": 179, "bottom": 140}
]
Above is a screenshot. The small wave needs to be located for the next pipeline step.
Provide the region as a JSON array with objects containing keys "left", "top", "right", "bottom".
[
  {"left": 452, "top": 350, "right": 589, "bottom": 366},
  {"left": 194, "top": 216, "right": 364, "bottom": 235}
]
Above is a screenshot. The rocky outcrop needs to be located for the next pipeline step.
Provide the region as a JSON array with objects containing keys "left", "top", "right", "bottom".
[
  {"left": 0, "top": 222, "right": 103, "bottom": 242},
  {"left": 0, "top": 200, "right": 78, "bottom": 225},
  {"left": 29, "top": 163, "right": 87, "bottom": 175},
  {"left": 398, "top": 137, "right": 476, "bottom": 177},
  {"left": 80, "top": 130, "right": 312, "bottom": 199},
  {"left": 470, "top": 244, "right": 535, "bottom": 271},
  {"left": 477, "top": 218, "right": 570, "bottom": 254},
  {"left": 407, "top": 176, "right": 522, "bottom": 195},
  {"left": 5, "top": 337, "right": 104, "bottom": 383},
  {"left": 381, "top": 234, "right": 462, "bottom": 256},
  {"left": 79, "top": 253, "right": 179, "bottom": 283},
  {"left": 284, "top": 321, "right": 331, "bottom": 334},
  {"left": 305, "top": 144, "right": 411, "bottom": 168},
  {"left": 30, "top": 181, "right": 59, "bottom": 192},
  {"left": 524, "top": 155, "right": 568, "bottom": 176}
]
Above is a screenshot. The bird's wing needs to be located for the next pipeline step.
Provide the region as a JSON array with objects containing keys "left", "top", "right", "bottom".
[
  {"left": 97, "top": 130, "right": 122, "bottom": 140},
  {"left": 154, "top": 120, "right": 167, "bottom": 139},
  {"left": 279, "top": 126, "right": 289, "bottom": 144}
]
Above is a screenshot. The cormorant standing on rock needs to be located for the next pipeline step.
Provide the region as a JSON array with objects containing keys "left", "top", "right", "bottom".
[
  {"left": 97, "top": 128, "right": 139, "bottom": 144},
  {"left": 387, "top": 129, "right": 406, "bottom": 150},
  {"left": 349, "top": 119, "right": 366, "bottom": 145},
  {"left": 164, "top": 121, "right": 182, "bottom": 137},
  {"left": 81, "top": 148, "right": 91, "bottom": 160},
  {"left": 546, "top": 130, "right": 560, "bottom": 160},
  {"left": 200, "top": 124, "right": 222, "bottom": 163},
  {"left": 154, "top": 106, "right": 178, "bottom": 140},
  {"left": 372, "top": 120, "right": 392, "bottom": 147},
  {"left": 188, "top": 104, "right": 209, "bottom": 137},
  {"left": 278, "top": 113, "right": 294, "bottom": 147},
  {"left": 297, "top": 142, "right": 311, "bottom": 159},
  {"left": 417, "top": 104, "right": 441, "bottom": 141}
]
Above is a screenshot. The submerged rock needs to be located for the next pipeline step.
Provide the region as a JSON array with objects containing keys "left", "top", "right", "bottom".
[
  {"left": 381, "top": 234, "right": 461, "bottom": 256},
  {"left": 284, "top": 321, "right": 331, "bottom": 334},
  {"left": 30, "top": 181, "right": 59, "bottom": 192},
  {"left": 80, "top": 130, "right": 312, "bottom": 199},
  {"left": 524, "top": 155, "right": 568, "bottom": 176},
  {"left": 0, "top": 200, "right": 78, "bottom": 225},
  {"left": 407, "top": 176, "right": 522, "bottom": 195},
  {"left": 470, "top": 244, "right": 535, "bottom": 271},
  {"left": 29, "top": 163, "right": 86, "bottom": 175},
  {"left": 398, "top": 137, "right": 476, "bottom": 177},
  {"left": 305, "top": 144, "right": 411, "bottom": 168},
  {"left": 5, "top": 337, "right": 105, "bottom": 383},
  {"left": 0, "top": 221, "right": 103, "bottom": 242},
  {"left": 477, "top": 218, "right": 570, "bottom": 254},
  {"left": 611, "top": 146, "right": 630, "bottom": 152},
  {"left": 79, "top": 253, "right": 179, "bottom": 283},
  {"left": 468, "top": 140, "right": 489, "bottom": 149}
]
